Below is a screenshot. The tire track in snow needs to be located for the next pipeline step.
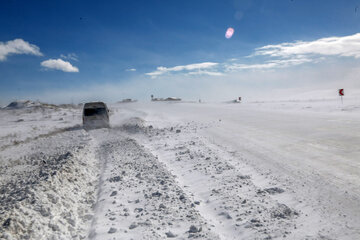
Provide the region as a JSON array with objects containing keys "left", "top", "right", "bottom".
[
  {"left": 138, "top": 124, "right": 304, "bottom": 240},
  {"left": 87, "top": 128, "right": 220, "bottom": 239}
]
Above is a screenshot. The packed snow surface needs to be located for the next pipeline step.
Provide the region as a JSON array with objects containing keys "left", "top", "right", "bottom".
[{"left": 0, "top": 98, "right": 359, "bottom": 239}]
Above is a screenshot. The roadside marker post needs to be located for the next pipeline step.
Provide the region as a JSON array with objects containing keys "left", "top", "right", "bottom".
[{"left": 339, "top": 89, "right": 344, "bottom": 104}]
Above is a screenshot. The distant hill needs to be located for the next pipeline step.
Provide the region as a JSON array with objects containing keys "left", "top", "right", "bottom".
[
  {"left": 5, "top": 100, "right": 41, "bottom": 109},
  {"left": 3, "top": 100, "right": 72, "bottom": 110}
]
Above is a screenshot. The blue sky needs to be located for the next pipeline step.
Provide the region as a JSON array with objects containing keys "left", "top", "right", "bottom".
[{"left": 1, "top": 0, "right": 360, "bottom": 104}]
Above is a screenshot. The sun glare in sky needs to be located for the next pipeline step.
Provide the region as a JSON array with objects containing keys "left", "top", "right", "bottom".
[{"left": 225, "top": 27, "right": 234, "bottom": 39}]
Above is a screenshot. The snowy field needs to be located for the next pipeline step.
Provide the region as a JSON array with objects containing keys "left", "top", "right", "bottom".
[{"left": 0, "top": 98, "right": 359, "bottom": 240}]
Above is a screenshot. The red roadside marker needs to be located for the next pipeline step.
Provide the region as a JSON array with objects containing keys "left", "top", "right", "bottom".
[
  {"left": 339, "top": 89, "right": 344, "bottom": 104},
  {"left": 339, "top": 89, "right": 344, "bottom": 96}
]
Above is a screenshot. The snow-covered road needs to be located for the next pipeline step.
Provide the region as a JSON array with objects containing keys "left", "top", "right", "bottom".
[
  {"left": 0, "top": 100, "right": 359, "bottom": 239},
  {"left": 114, "top": 101, "right": 360, "bottom": 239}
]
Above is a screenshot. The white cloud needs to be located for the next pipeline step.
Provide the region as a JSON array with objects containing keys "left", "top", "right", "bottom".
[
  {"left": 147, "top": 32, "right": 360, "bottom": 76},
  {"left": 253, "top": 33, "right": 360, "bottom": 58},
  {"left": 60, "top": 53, "right": 78, "bottom": 61},
  {"left": 227, "top": 33, "right": 360, "bottom": 71},
  {"left": 188, "top": 70, "right": 224, "bottom": 76},
  {"left": 41, "top": 59, "right": 79, "bottom": 72},
  {"left": 146, "top": 33, "right": 360, "bottom": 76},
  {"left": 146, "top": 62, "right": 218, "bottom": 78},
  {"left": 226, "top": 57, "right": 313, "bottom": 71},
  {"left": 0, "top": 39, "right": 42, "bottom": 61},
  {"left": 126, "top": 68, "right": 136, "bottom": 72}
]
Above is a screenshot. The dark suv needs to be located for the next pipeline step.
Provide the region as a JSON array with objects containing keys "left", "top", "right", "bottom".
[{"left": 82, "top": 102, "right": 110, "bottom": 129}]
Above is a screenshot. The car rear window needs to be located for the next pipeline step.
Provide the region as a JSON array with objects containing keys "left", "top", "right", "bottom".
[{"left": 84, "top": 108, "right": 107, "bottom": 116}]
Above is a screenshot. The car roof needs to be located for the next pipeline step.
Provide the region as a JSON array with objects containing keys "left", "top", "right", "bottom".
[{"left": 83, "top": 102, "right": 107, "bottom": 109}]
